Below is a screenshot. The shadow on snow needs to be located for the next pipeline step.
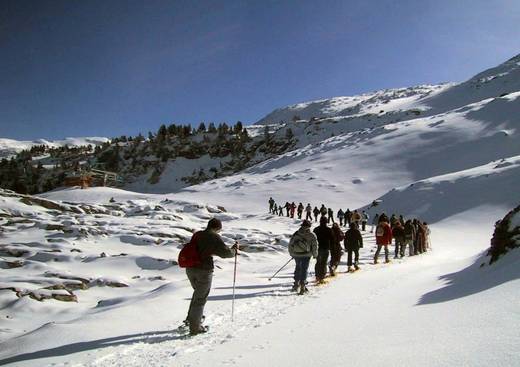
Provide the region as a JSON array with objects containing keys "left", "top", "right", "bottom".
[
  {"left": 0, "top": 330, "right": 181, "bottom": 365},
  {"left": 418, "top": 250, "right": 520, "bottom": 305}
]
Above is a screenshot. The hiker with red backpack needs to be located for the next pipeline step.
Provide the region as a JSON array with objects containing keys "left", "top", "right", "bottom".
[
  {"left": 374, "top": 215, "right": 392, "bottom": 264},
  {"left": 181, "top": 218, "right": 238, "bottom": 335}
]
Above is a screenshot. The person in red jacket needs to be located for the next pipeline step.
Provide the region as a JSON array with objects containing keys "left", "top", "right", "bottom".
[{"left": 374, "top": 217, "right": 392, "bottom": 264}]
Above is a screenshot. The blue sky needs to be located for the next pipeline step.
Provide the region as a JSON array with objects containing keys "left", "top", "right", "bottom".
[{"left": 1, "top": 0, "right": 519, "bottom": 140}]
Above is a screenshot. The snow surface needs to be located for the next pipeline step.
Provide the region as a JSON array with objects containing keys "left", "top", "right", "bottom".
[{"left": 1, "top": 55, "right": 519, "bottom": 366}]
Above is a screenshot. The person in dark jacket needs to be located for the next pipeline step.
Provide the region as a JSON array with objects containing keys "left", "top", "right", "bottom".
[
  {"left": 313, "top": 216, "right": 334, "bottom": 283},
  {"left": 345, "top": 209, "right": 352, "bottom": 226},
  {"left": 337, "top": 209, "right": 345, "bottom": 226},
  {"left": 404, "top": 219, "right": 416, "bottom": 256},
  {"left": 185, "top": 218, "right": 237, "bottom": 335},
  {"left": 305, "top": 203, "right": 313, "bottom": 221},
  {"left": 392, "top": 221, "right": 405, "bottom": 258},
  {"left": 329, "top": 223, "right": 344, "bottom": 276},
  {"left": 327, "top": 207, "right": 334, "bottom": 224},
  {"left": 285, "top": 202, "right": 291, "bottom": 217},
  {"left": 344, "top": 222, "right": 363, "bottom": 271},
  {"left": 313, "top": 206, "right": 320, "bottom": 222},
  {"left": 268, "top": 197, "right": 275, "bottom": 213},
  {"left": 297, "top": 203, "right": 304, "bottom": 219}
]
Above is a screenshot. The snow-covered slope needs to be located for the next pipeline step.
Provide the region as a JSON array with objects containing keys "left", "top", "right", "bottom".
[{"left": 0, "top": 137, "right": 110, "bottom": 159}]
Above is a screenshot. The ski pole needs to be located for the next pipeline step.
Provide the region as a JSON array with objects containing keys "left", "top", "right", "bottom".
[
  {"left": 268, "top": 257, "right": 293, "bottom": 281},
  {"left": 231, "top": 241, "right": 238, "bottom": 322}
]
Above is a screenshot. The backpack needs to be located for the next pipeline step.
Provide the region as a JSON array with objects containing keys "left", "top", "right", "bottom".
[
  {"left": 178, "top": 232, "right": 202, "bottom": 268},
  {"left": 376, "top": 224, "right": 385, "bottom": 237},
  {"left": 289, "top": 232, "right": 311, "bottom": 254}
]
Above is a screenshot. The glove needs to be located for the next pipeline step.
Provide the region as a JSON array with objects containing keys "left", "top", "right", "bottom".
[{"left": 231, "top": 242, "right": 239, "bottom": 251}]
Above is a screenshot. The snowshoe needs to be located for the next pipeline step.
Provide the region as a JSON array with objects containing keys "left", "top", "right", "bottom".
[{"left": 189, "top": 325, "right": 209, "bottom": 336}]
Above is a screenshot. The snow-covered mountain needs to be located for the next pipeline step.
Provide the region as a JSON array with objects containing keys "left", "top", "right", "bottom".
[
  {"left": 0, "top": 54, "right": 519, "bottom": 366},
  {"left": 256, "top": 54, "right": 520, "bottom": 125},
  {"left": 0, "top": 137, "right": 110, "bottom": 159}
]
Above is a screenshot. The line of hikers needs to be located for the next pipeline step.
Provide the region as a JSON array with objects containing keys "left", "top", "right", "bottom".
[
  {"left": 287, "top": 211, "right": 431, "bottom": 295},
  {"left": 182, "top": 212, "right": 431, "bottom": 334},
  {"left": 268, "top": 197, "right": 371, "bottom": 231}
]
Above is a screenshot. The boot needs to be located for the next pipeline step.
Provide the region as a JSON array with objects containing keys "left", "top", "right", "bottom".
[
  {"left": 291, "top": 282, "right": 299, "bottom": 292},
  {"left": 189, "top": 325, "right": 209, "bottom": 336},
  {"left": 347, "top": 266, "right": 353, "bottom": 272},
  {"left": 298, "top": 281, "right": 308, "bottom": 295},
  {"left": 354, "top": 264, "right": 360, "bottom": 271}
]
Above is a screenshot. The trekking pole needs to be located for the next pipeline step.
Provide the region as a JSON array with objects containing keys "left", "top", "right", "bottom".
[
  {"left": 231, "top": 241, "right": 238, "bottom": 322},
  {"left": 268, "top": 258, "right": 293, "bottom": 281}
]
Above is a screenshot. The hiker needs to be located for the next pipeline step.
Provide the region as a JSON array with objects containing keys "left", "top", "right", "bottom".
[
  {"left": 345, "top": 209, "right": 352, "bottom": 226},
  {"left": 390, "top": 214, "right": 398, "bottom": 227},
  {"left": 278, "top": 204, "right": 284, "bottom": 216},
  {"left": 285, "top": 202, "right": 291, "bottom": 217},
  {"left": 327, "top": 207, "right": 334, "bottom": 224},
  {"left": 337, "top": 209, "right": 345, "bottom": 226},
  {"left": 313, "top": 216, "right": 334, "bottom": 283},
  {"left": 320, "top": 204, "right": 327, "bottom": 217},
  {"left": 352, "top": 210, "right": 362, "bottom": 228},
  {"left": 361, "top": 210, "right": 369, "bottom": 231},
  {"left": 392, "top": 221, "right": 405, "bottom": 258},
  {"left": 290, "top": 202, "right": 296, "bottom": 218},
  {"left": 273, "top": 203, "right": 278, "bottom": 216},
  {"left": 371, "top": 213, "right": 379, "bottom": 233},
  {"left": 423, "top": 222, "right": 431, "bottom": 250},
  {"left": 185, "top": 218, "right": 238, "bottom": 335},
  {"left": 297, "top": 202, "right": 304, "bottom": 219},
  {"left": 344, "top": 221, "right": 363, "bottom": 272},
  {"left": 269, "top": 197, "right": 275, "bottom": 213},
  {"left": 329, "top": 223, "right": 344, "bottom": 276},
  {"left": 305, "top": 203, "right": 313, "bottom": 221},
  {"left": 399, "top": 215, "right": 405, "bottom": 226},
  {"left": 412, "top": 219, "right": 421, "bottom": 254},
  {"left": 374, "top": 216, "right": 392, "bottom": 264},
  {"left": 313, "top": 206, "right": 320, "bottom": 222},
  {"left": 404, "top": 219, "right": 416, "bottom": 256},
  {"left": 417, "top": 221, "right": 427, "bottom": 253},
  {"left": 289, "top": 220, "right": 318, "bottom": 295}
]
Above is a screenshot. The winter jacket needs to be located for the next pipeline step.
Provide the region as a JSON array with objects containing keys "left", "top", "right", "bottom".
[
  {"left": 392, "top": 224, "right": 405, "bottom": 242},
  {"left": 337, "top": 209, "right": 344, "bottom": 219},
  {"left": 362, "top": 213, "right": 369, "bottom": 223},
  {"left": 313, "top": 224, "right": 334, "bottom": 251},
  {"left": 193, "top": 229, "right": 235, "bottom": 271},
  {"left": 306, "top": 205, "right": 312, "bottom": 213},
  {"left": 344, "top": 227, "right": 363, "bottom": 250},
  {"left": 375, "top": 222, "right": 393, "bottom": 245},
  {"left": 289, "top": 227, "right": 318, "bottom": 258},
  {"left": 404, "top": 221, "right": 415, "bottom": 241}
]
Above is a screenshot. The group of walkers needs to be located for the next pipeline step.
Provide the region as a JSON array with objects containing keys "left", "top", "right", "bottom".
[
  {"left": 181, "top": 203, "right": 431, "bottom": 335},
  {"left": 285, "top": 201, "right": 431, "bottom": 295},
  {"left": 268, "top": 197, "right": 371, "bottom": 230}
]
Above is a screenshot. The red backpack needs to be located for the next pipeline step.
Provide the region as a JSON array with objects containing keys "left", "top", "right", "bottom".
[{"left": 178, "top": 232, "right": 202, "bottom": 268}]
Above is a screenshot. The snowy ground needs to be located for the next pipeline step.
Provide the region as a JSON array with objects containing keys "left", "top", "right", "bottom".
[{"left": 0, "top": 186, "right": 518, "bottom": 366}]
